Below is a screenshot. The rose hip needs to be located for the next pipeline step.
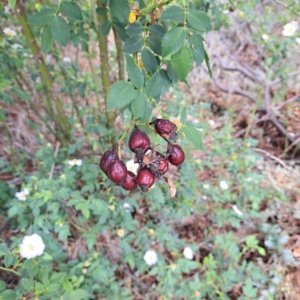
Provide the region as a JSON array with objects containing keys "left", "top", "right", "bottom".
[
  {"left": 154, "top": 119, "right": 177, "bottom": 141},
  {"left": 100, "top": 149, "right": 117, "bottom": 174},
  {"left": 136, "top": 168, "right": 155, "bottom": 192},
  {"left": 122, "top": 171, "right": 137, "bottom": 191},
  {"left": 167, "top": 144, "right": 185, "bottom": 166},
  {"left": 107, "top": 159, "right": 127, "bottom": 185}
]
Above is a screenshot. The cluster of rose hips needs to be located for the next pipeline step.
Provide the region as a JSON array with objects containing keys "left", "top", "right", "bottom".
[{"left": 99, "top": 119, "right": 185, "bottom": 192}]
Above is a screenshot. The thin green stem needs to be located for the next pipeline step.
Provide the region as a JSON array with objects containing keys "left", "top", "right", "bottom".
[
  {"left": 113, "top": 27, "right": 125, "bottom": 81},
  {"left": 140, "top": 0, "right": 173, "bottom": 16},
  {"left": 0, "top": 266, "right": 21, "bottom": 276},
  {"left": 117, "top": 121, "right": 136, "bottom": 158}
]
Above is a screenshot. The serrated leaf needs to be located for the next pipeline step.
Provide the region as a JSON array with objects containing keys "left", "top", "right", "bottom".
[
  {"left": 167, "top": 62, "right": 179, "bottom": 83},
  {"left": 126, "top": 22, "right": 143, "bottom": 36},
  {"left": 147, "top": 24, "right": 166, "bottom": 38},
  {"left": 188, "top": 33, "right": 205, "bottom": 66},
  {"left": 109, "top": 0, "right": 129, "bottom": 25},
  {"left": 161, "top": 5, "right": 184, "bottom": 22},
  {"left": 180, "top": 107, "right": 187, "bottom": 123},
  {"left": 60, "top": 2, "right": 82, "bottom": 21},
  {"left": 186, "top": 9, "right": 211, "bottom": 32},
  {"left": 8, "top": 0, "right": 17, "bottom": 9},
  {"left": 132, "top": 90, "right": 146, "bottom": 119},
  {"left": 183, "top": 122, "right": 204, "bottom": 150},
  {"left": 171, "top": 46, "right": 192, "bottom": 81},
  {"left": 145, "top": 71, "right": 162, "bottom": 100},
  {"left": 140, "top": 101, "right": 153, "bottom": 123},
  {"left": 62, "top": 278, "right": 73, "bottom": 292},
  {"left": 125, "top": 55, "right": 144, "bottom": 88},
  {"left": 51, "top": 16, "right": 69, "bottom": 46},
  {"left": 27, "top": 9, "right": 54, "bottom": 26},
  {"left": 159, "top": 69, "right": 172, "bottom": 87},
  {"left": 1, "top": 290, "right": 17, "bottom": 300},
  {"left": 72, "top": 289, "right": 89, "bottom": 300},
  {"left": 141, "top": 48, "right": 157, "bottom": 75},
  {"left": 41, "top": 26, "right": 52, "bottom": 53},
  {"left": 204, "top": 50, "right": 212, "bottom": 78},
  {"left": 107, "top": 81, "right": 136, "bottom": 111},
  {"left": 162, "top": 27, "right": 186, "bottom": 57},
  {"left": 139, "top": 0, "right": 146, "bottom": 9},
  {"left": 96, "top": 7, "right": 108, "bottom": 16},
  {"left": 123, "top": 36, "right": 143, "bottom": 54},
  {"left": 112, "top": 20, "right": 129, "bottom": 41},
  {"left": 146, "top": 36, "right": 161, "bottom": 55},
  {"left": 101, "top": 19, "right": 112, "bottom": 36}
]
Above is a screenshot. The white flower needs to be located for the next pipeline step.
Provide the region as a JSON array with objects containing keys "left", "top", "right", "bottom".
[
  {"left": 63, "top": 57, "right": 71, "bottom": 63},
  {"left": 282, "top": 21, "right": 298, "bottom": 36},
  {"left": 117, "top": 229, "right": 125, "bottom": 237},
  {"left": 232, "top": 205, "right": 243, "bottom": 216},
  {"left": 67, "top": 159, "right": 82, "bottom": 166},
  {"left": 296, "top": 38, "right": 300, "bottom": 45},
  {"left": 126, "top": 159, "right": 139, "bottom": 175},
  {"left": 3, "top": 27, "right": 16, "bottom": 37},
  {"left": 123, "top": 202, "right": 130, "bottom": 212},
  {"left": 223, "top": 9, "right": 229, "bottom": 14},
  {"left": 262, "top": 34, "right": 270, "bottom": 41},
  {"left": 203, "top": 184, "right": 209, "bottom": 189},
  {"left": 183, "top": 246, "right": 194, "bottom": 260},
  {"left": 220, "top": 180, "right": 229, "bottom": 190},
  {"left": 12, "top": 43, "right": 22, "bottom": 49},
  {"left": 208, "top": 119, "right": 215, "bottom": 127},
  {"left": 19, "top": 234, "right": 45, "bottom": 259},
  {"left": 144, "top": 250, "right": 158, "bottom": 266},
  {"left": 202, "top": 195, "right": 207, "bottom": 200},
  {"left": 15, "top": 188, "right": 30, "bottom": 201}
]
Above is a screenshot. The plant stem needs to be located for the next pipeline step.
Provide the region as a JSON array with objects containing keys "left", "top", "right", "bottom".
[
  {"left": 92, "top": 0, "right": 115, "bottom": 130},
  {"left": 113, "top": 27, "right": 125, "bottom": 81},
  {"left": 117, "top": 121, "right": 135, "bottom": 158},
  {"left": 0, "top": 266, "right": 21, "bottom": 276},
  {"left": 140, "top": 0, "right": 173, "bottom": 16}
]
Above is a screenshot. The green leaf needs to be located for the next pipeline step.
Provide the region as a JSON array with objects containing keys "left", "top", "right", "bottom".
[
  {"left": 72, "top": 289, "right": 89, "bottom": 300},
  {"left": 204, "top": 50, "right": 212, "bottom": 78},
  {"left": 167, "top": 62, "right": 178, "bottom": 83},
  {"left": 126, "top": 23, "right": 143, "bottom": 36},
  {"left": 101, "top": 20, "right": 112, "bottom": 36},
  {"left": 62, "top": 278, "right": 73, "bottom": 292},
  {"left": 147, "top": 24, "right": 166, "bottom": 38},
  {"left": 27, "top": 9, "right": 54, "bottom": 26},
  {"left": 180, "top": 107, "right": 187, "bottom": 123},
  {"left": 107, "top": 81, "right": 136, "bottom": 111},
  {"left": 141, "top": 48, "right": 157, "bottom": 75},
  {"left": 96, "top": 7, "right": 108, "bottom": 16},
  {"left": 60, "top": 2, "right": 82, "bottom": 21},
  {"left": 139, "top": 0, "right": 146, "bottom": 9},
  {"left": 141, "top": 101, "right": 153, "bottom": 123},
  {"left": 109, "top": 0, "right": 129, "bottom": 25},
  {"left": 132, "top": 90, "right": 146, "bottom": 119},
  {"left": 146, "top": 36, "right": 161, "bottom": 56},
  {"left": 8, "top": 0, "right": 17, "bottom": 9},
  {"left": 159, "top": 69, "right": 172, "bottom": 87},
  {"left": 50, "top": 272, "right": 66, "bottom": 283},
  {"left": 51, "top": 16, "right": 70, "bottom": 46},
  {"left": 145, "top": 71, "right": 162, "bottom": 100},
  {"left": 188, "top": 33, "right": 204, "bottom": 66},
  {"left": 4, "top": 254, "right": 15, "bottom": 267},
  {"left": 112, "top": 21, "right": 129, "bottom": 41},
  {"left": 257, "top": 247, "right": 266, "bottom": 256},
  {"left": 161, "top": 5, "right": 184, "bottom": 22},
  {"left": 123, "top": 36, "right": 143, "bottom": 54},
  {"left": 1, "top": 290, "right": 17, "bottom": 300},
  {"left": 186, "top": 9, "right": 211, "bottom": 32},
  {"left": 182, "top": 122, "right": 204, "bottom": 150},
  {"left": 0, "top": 280, "right": 5, "bottom": 291},
  {"left": 125, "top": 55, "right": 144, "bottom": 89},
  {"left": 171, "top": 46, "right": 192, "bottom": 81},
  {"left": 41, "top": 26, "right": 52, "bottom": 53},
  {"left": 162, "top": 27, "right": 186, "bottom": 57}
]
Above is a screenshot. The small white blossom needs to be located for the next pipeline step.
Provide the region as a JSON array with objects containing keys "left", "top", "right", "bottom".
[
  {"left": 3, "top": 27, "right": 16, "bottom": 37},
  {"left": 67, "top": 159, "right": 82, "bottom": 166},
  {"left": 15, "top": 188, "right": 30, "bottom": 201},
  {"left": 20, "top": 234, "right": 45, "bottom": 259},
  {"left": 220, "top": 180, "right": 229, "bottom": 190},
  {"left": 223, "top": 9, "right": 229, "bottom": 14},
  {"left": 63, "top": 57, "right": 71, "bottom": 63},
  {"left": 208, "top": 119, "right": 215, "bottom": 127},
  {"left": 144, "top": 250, "right": 158, "bottom": 266},
  {"left": 203, "top": 184, "right": 209, "bottom": 189},
  {"left": 296, "top": 37, "right": 300, "bottom": 45},
  {"left": 183, "top": 246, "right": 194, "bottom": 260},
  {"left": 123, "top": 202, "right": 130, "bottom": 212},
  {"left": 202, "top": 195, "right": 207, "bottom": 200},
  {"left": 262, "top": 34, "right": 270, "bottom": 41},
  {"left": 117, "top": 229, "right": 125, "bottom": 237},
  {"left": 282, "top": 21, "right": 298, "bottom": 36},
  {"left": 232, "top": 205, "right": 243, "bottom": 216},
  {"left": 126, "top": 159, "right": 139, "bottom": 175},
  {"left": 12, "top": 43, "right": 22, "bottom": 49}
]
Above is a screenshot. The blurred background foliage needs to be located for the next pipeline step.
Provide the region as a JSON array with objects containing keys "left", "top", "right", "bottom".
[{"left": 0, "top": 0, "right": 300, "bottom": 299}]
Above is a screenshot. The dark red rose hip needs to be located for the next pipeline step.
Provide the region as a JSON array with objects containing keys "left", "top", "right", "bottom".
[
  {"left": 129, "top": 126, "right": 150, "bottom": 161},
  {"left": 122, "top": 171, "right": 137, "bottom": 191},
  {"left": 167, "top": 144, "right": 185, "bottom": 166},
  {"left": 100, "top": 149, "right": 117, "bottom": 174},
  {"left": 107, "top": 159, "right": 127, "bottom": 185},
  {"left": 154, "top": 119, "right": 177, "bottom": 141},
  {"left": 136, "top": 168, "right": 155, "bottom": 192}
]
